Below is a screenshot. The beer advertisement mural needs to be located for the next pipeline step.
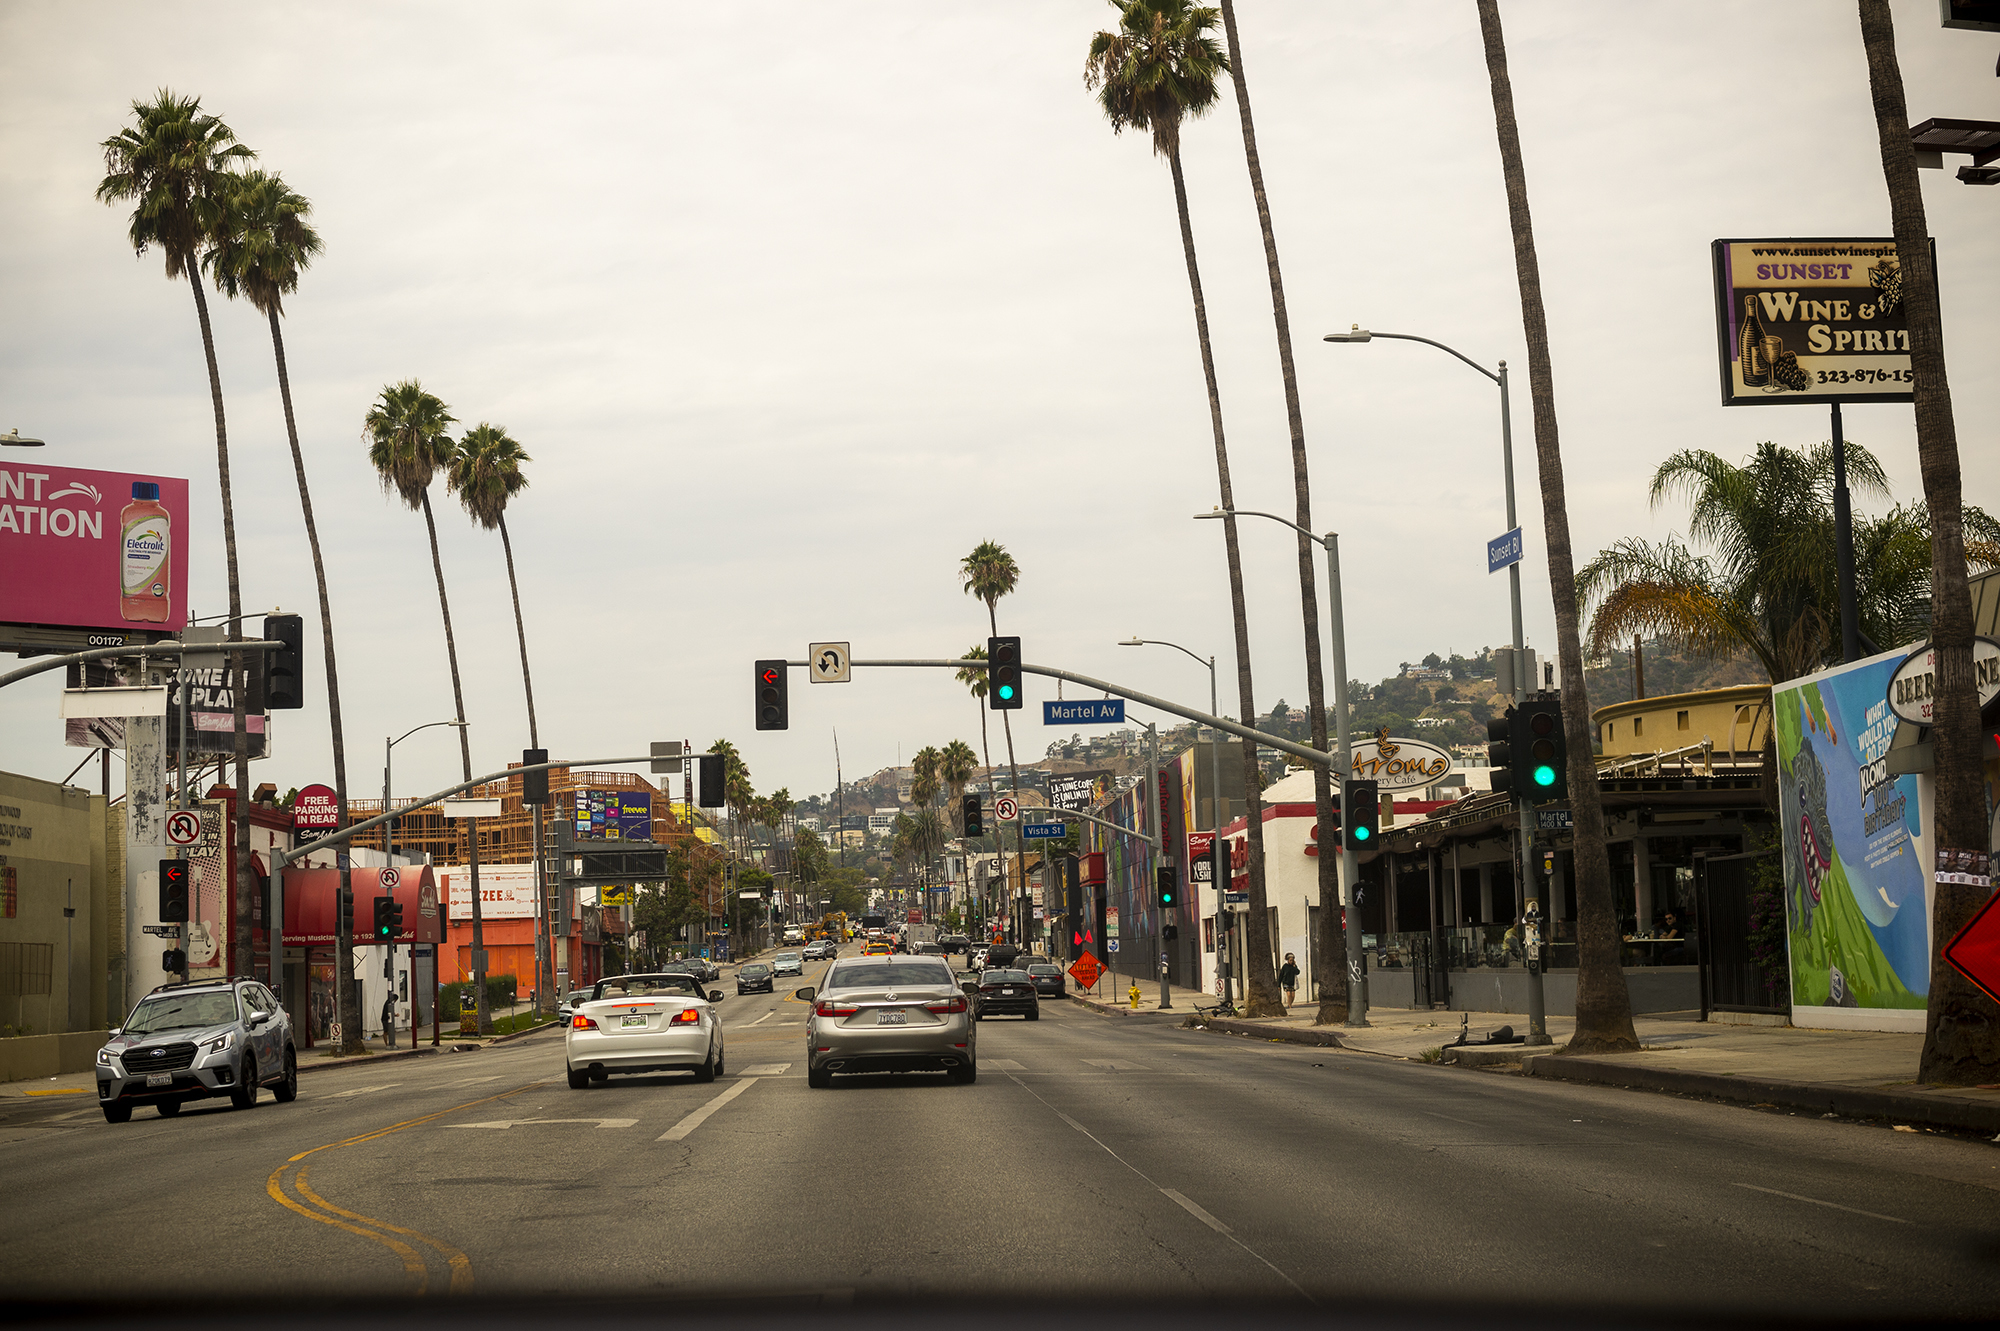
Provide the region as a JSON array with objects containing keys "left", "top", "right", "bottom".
[
  {"left": 1711, "top": 238, "right": 1922, "bottom": 407},
  {"left": 1773, "top": 649, "right": 1933, "bottom": 1031}
]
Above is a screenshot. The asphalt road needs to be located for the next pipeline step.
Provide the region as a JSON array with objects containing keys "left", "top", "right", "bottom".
[{"left": 5, "top": 950, "right": 1998, "bottom": 1321}]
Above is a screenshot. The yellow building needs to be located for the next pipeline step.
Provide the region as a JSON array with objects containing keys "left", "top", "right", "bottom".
[{"left": 1593, "top": 683, "right": 1772, "bottom": 767}]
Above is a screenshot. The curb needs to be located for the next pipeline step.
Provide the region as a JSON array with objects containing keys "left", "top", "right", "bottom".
[
  {"left": 298, "top": 1019, "right": 561, "bottom": 1074},
  {"left": 1523, "top": 1052, "right": 2000, "bottom": 1133},
  {"left": 1195, "top": 1016, "right": 1347, "bottom": 1047},
  {"left": 1066, "top": 994, "right": 1187, "bottom": 1020}
]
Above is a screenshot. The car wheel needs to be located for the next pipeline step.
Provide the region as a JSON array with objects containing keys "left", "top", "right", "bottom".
[
  {"left": 588, "top": 1066, "right": 608, "bottom": 1083},
  {"left": 693, "top": 1049, "right": 717, "bottom": 1084},
  {"left": 157, "top": 1098, "right": 182, "bottom": 1117},
  {"left": 566, "top": 1065, "right": 590, "bottom": 1090},
  {"left": 102, "top": 1102, "right": 132, "bottom": 1124},
  {"left": 807, "top": 1061, "right": 831, "bottom": 1089},
  {"left": 949, "top": 1061, "right": 976, "bottom": 1085},
  {"left": 714, "top": 1046, "right": 726, "bottom": 1078},
  {"left": 1026, "top": 1008, "right": 1040, "bottom": 1021},
  {"left": 273, "top": 1048, "right": 299, "bottom": 1103},
  {"left": 230, "top": 1054, "right": 259, "bottom": 1109}
]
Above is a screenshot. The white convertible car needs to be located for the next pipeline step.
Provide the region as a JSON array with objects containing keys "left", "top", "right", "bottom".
[{"left": 565, "top": 972, "right": 725, "bottom": 1088}]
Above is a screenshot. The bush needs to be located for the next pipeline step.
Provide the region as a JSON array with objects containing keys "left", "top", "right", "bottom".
[
  {"left": 1746, "top": 856, "right": 1792, "bottom": 1007},
  {"left": 441, "top": 975, "right": 519, "bottom": 1018}
]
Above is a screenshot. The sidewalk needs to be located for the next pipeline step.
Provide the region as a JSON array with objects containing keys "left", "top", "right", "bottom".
[{"left": 1068, "top": 985, "right": 2000, "bottom": 1135}]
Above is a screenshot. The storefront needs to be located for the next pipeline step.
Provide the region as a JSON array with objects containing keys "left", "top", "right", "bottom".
[{"left": 280, "top": 865, "right": 441, "bottom": 1046}]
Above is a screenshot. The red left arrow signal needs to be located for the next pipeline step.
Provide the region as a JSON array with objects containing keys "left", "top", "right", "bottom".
[{"left": 762, "top": 667, "right": 780, "bottom": 685}]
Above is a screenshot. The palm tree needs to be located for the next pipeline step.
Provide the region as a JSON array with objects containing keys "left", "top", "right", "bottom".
[
  {"left": 97, "top": 90, "right": 259, "bottom": 1005},
  {"left": 203, "top": 165, "right": 365, "bottom": 1049},
  {"left": 1086, "top": 2, "right": 1281, "bottom": 1015},
  {"left": 940, "top": 740, "right": 979, "bottom": 834},
  {"left": 961, "top": 541, "right": 1029, "bottom": 942},
  {"left": 955, "top": 645, "right": 994, "bottom": 793},
  {"left": 448, "top": 425, "right": 538, "bottom": 747},
  {"left": 1215, "top": 0, "right": 1346, "bottom": 1022},
  {"left": 1857, "top": 0, "right": 2000, "bottom": 1085},
  {"left": 910, "top": 746, "right": 943, "bottom": 809},
  {"left": 365, "top": 380, "right": 494, "bottom": 1034},
  {"left": 1477, "top": 0, "right": 1634, "bottom": 1053}
]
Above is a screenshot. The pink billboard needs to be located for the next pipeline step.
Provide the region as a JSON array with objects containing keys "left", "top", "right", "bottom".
[{"left": 1, "top": 462, "right": 189, "bottom": 633}]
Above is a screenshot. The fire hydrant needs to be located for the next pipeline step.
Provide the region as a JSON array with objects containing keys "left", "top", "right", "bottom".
[{"left": 1128, "top": 982, "right": 1142, "bottom": 1010}]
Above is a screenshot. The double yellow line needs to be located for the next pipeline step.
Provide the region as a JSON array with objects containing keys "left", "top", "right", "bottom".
[{"left": 265, "top": 1082, "right": 540, "bottom": 1294}]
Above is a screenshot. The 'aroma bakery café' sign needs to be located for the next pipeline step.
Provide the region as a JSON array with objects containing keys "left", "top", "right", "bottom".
[
  {"left": 1347, "top": 732, "right": 1453, "bottom": 792},
  {"left": 1887, "top": 638, "right": 2000, "bottom": 726}
]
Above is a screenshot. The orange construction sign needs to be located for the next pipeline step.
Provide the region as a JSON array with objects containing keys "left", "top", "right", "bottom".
[{"left": 1068, "top": 953, "right": 1105, "bottom": 989}]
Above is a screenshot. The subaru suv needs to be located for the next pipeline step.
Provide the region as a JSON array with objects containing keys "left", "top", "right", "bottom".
[{"left": 97, "top": 977, "right": 297, "bottom": 1122}]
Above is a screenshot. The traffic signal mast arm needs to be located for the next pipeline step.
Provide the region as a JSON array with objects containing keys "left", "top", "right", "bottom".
[
  {"left": 0, "top": 639, "right": 285, "bottom": 690},
  {"left": 777, "top": 658, "right": 1338, "bottom": 770},
  {"left": 1033, "top": 805, "right": 1158, "bottom": 849}
]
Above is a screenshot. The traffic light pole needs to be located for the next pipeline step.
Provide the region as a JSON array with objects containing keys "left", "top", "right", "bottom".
[{"left": 1498, "top": 365, "right": 1549, "bottom": 1047}]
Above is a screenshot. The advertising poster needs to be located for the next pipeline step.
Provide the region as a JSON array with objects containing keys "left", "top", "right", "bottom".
[
  {"left": 63, "top": 656, "right": 270, "bottom": 759},
  {"left": 574, "top": 789, "right": 651, "bottom": 841},
  {"left": 1049, "top": 769, "right": 1110, "bottom": 813},
  {"left": 0, "top": 463, "right": 189, "bottom": 633},
  {"left": 1711, "top": 238, "right": 1920, "bottom": 406},
  {"left": 1773, "top": 650, "right": 1932, "bottom": 1030},
  {"left": 441, "top": 862, "right": 538, "bottom": 921}
]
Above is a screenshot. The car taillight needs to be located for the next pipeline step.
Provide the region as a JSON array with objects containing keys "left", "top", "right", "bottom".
[
  {"left": 571, "top": 1014, "right": 597, "bottom": 1030},
  {"left": 816, "top": 1001, "right": 859, "bottom": 1017},
  {"left": 925, "top": 995, "right": 967, "bottom": 1015},
  {"left": 672, "top": 1008, "right": 701, "bottom": 1025}
]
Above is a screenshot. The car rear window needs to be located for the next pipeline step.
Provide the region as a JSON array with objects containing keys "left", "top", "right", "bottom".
[
  {"left": 828, "top": 962, "right": 952, "bottom": 989},
  {"left": 1028, "top": 965, "right": 1060, "bottom": 976},
  {"left": 983, "top": 970, "right": 1030, "bottom": 983},
  {"left": 593, "top": 974, "right": 702, "bottom": 1000}
]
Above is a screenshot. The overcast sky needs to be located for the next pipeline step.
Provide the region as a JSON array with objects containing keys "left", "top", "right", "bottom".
[{"left": 3, "top": 1, "right": 1995, "bottom": 811}]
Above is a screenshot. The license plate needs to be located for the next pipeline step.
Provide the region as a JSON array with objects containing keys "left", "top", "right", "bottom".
[
  {"left": 1002, "top": 989, "right": 1016, "bottom": 995},
  {"left": 621, "top": 1015, "right": 647, "bottom": 1027},
  {"left": 876, "top": 1011, "right": 907, "bottom": 1026},
  {"left": 146, "top": 1073, "right": 171, "bottom": 1087}
]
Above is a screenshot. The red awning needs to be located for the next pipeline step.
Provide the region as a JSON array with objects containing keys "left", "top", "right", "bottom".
[{"left": 282, "top": 865, "right": 442, "bottom": 946}]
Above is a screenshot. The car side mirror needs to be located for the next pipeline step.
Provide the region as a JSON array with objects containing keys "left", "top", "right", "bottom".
[
  {"left": 961, "top": 982, "right": 978, "bottom": 997},
  {"left": 107, "top": 1028, "right": 121, "bottom": 1039},
  {"left": 708, "top": 990, "right": 724, "bottom": 1003},
  {"left": 794, "top": 987, "right": 816, "bottom": 1003}
]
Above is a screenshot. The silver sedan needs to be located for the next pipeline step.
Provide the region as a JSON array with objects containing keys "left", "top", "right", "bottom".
[
  {"left": 796, "top": 956, "right": 975, "bottom": 1088},
  {"left": 565, "top": 972, "right": 724, "bottom": 1088}
]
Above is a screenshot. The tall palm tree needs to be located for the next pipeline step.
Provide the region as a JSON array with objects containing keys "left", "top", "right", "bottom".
[
  {"left": 961, "top": 541, "right": 1029, "bottom": 942},
  {"left": 1857, "top": 0, "right": 2000, "bottom": 1085},
  {"left": 955, "top": 644, "right": 994, "bottom": 793},
  {"left": 910, "top": 746, "right": 943, "bottom": 809},
  {"left": 448, "top": 425, "right": 538, "bottom": 747},
  {"left": 1477, "top": 0, "right": 1634, "bottom": 1053},
  {"left": 97, "top": 90, "right": 259, "bottom": 1002},
  {"left": 940, "top": 740, "right": 978, "bottom": 834},
  {"left": 365, "top": 381, "right": 494, "bottom": 1033},
  {"left": 1086, "top": 2, "right": 1281, "bottom": 1015},
  {"left": 1215, "top": 0, "right": 1346, "bottom": 1022},
  {"left": 203, "top": 166, "right": 365, "bottom": 1048}
]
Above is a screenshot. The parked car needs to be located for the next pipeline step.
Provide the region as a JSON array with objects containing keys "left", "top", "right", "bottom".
[
  {"left": 772, "top": 951, "right": 805, "bottom": 977},
  {"left": 975, "top": 969, "right": 1040, "bottom": 1020},
  {"left": 737, "top": 962, "right": 776, "bottom": 995},
  {"left": 557, "top": 989, "right": 594, "bottom": 1023},
  {"left": 96, "top": 977, "right": 298, "bottom": 1122},
  {"left": 1026, "top": 963, "right": 1067, "bottom": 999},
  {"left": 795, "top": 956, "right": 974, "bottom": 1087},
  {"left": 566, "top": 972, "right": 724, "bottom": 1087}
]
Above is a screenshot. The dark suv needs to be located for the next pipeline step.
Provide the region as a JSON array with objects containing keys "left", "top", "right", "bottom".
[{"left": 96, "top": 977, "right": 297, "bottom": 1122}]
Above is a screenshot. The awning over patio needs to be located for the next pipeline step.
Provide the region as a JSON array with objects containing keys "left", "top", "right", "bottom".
[{"left": 282, "top": 865, "right": 442, "bottom": 945}]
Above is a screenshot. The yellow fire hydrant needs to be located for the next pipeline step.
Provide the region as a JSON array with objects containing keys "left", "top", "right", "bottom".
[{"left": 1128, "top": 982, "right": 1142, "bottom": 1010}]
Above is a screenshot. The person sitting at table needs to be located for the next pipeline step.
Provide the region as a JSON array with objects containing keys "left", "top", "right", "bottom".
[{"left": 1659, "top": 910, "right": 1695, "bottom": 964}]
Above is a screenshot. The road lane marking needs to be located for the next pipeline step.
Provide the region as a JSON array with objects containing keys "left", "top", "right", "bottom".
[
  {"left": 1081, "top": 1059, "right": 1146, "bottom": 1071},
  {"left": 1731, "top": 1182, "right": 1912, "bottom": 1225},
  {"left": 738, "top": 1064, "right": 790, "bottom": 1076},
  {"left": 985, "top": 1059, "right": 1026, "bottom": 1071},
  {"left": 281, "top": 1163, "right": 429, "bottom": 1291},
  {"left": 329, "top": 1083, "right": 403, "bottom": 1098},
  {"left": 445, "top": 1076, "right": 502, "bottom": 1087},
  {"left": 746, "top": 1012, "right": 775, "bottom": 1027},
  {"left": 448, "top": 1117, "right": 637, "bottom": 1130},
  {"left": 657, "top": 1077, "right": 759, "bottom": 1141},
  {"left": 1423, "top": 1110, "right": 1481, "bottom": 1127},
  {"left": 1161, "top": 1188, "right": 1232, "bottom": 1234}
]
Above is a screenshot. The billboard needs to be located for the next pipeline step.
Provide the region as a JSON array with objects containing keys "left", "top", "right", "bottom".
[
  {"left": 575, "top": 789, "right": 651, "bottom": 841},
  {"left": 63, "top": 657, "right": 270, "bottom": 759},
  {"left": 441, "top": 862, "right": 538, "bottom": 922},
  {"left": 1049, "top": 770, "right": 1111, "bottom": 813},
  {"left": 0, "top": 463, "right": 189, "bottom": 634},
  {"left": 1773, "top": 649, "right": 1934, "bottom": 1030},
  {"left": 1711, "top": 238, "right": 1921, "bottom": 406}
]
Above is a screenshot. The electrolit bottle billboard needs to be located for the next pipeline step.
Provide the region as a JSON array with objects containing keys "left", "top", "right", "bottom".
[{"left": 0, "top": 463, "right": 189, "bottom": 634}]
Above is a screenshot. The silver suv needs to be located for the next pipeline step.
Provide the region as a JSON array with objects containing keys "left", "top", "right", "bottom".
[{"left": 97, "top": 977, "right": 297, "bottom": 1122}]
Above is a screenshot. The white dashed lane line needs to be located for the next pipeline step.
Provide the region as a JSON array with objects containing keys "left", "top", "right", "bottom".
[{"left": 657, "top": 1078, "right": 760, "bottom": 1142}]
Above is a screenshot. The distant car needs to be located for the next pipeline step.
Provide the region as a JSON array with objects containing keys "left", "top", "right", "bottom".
[
  {"left": 737, "top": 962, "right": 776, "bottom": 995},
  {"left": 939, "top": 934, "right": 970, "bottom": 955},
  {"left": 862, "top": 941, "right": 894, "bottom": 957},
  {"left": 1026, "top": 963, "right": 1067, "bottom": 999},
  {"left": 797, "top": 955, "right": 974, "bottom": 1087},
  {"left": 566, "top": 972, "right": 724, "bottom": 1087},
  {"left": 557, "top": 989, "right": 594, "bottom": 1023},
  {"left": 96, "top": 977, "right": 298, "bottom": 1122},
  {"left": 914, "top": 942, "right": 946, "bottom": 957},
  {"left": 983, "top": 943, "right": 1021, "bottom": 970},
  {"left": 804, "top": 939, "right": 837, "bottom": 960},
  {"left": 968, "top": 948, "right": 989, "bottom": 971},
  {"left": 683, "top": 958, "right": 721, "bottom": 982},
  {"left": 1020, "top": 954, "right": 1053, "bottom": 969},
  {"left": 772, "top": 951, "right": 805, "bottom": 977},
  {"left": 975, "top": 969, "right": 1040, "bottom": 1021}
]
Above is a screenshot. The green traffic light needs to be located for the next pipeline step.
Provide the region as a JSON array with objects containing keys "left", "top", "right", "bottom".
[
  {"left": 1533, "top": 764, "right": 1557, "bottom": 787},
  {"left": 1354, "top": 825, "right": 1370, "bottom": 840},
  {"left": 999, "top": 685, "right": 1014, "bottom": 700}
]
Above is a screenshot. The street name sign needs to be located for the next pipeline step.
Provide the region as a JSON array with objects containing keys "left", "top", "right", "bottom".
[
  {"left": 1043, "top": 698, "right": 1124, "bottom": 725},
  {"left": 1536, "top": 809, "right": 1573, "bottom": 831},
  {"left": 809, "top": 642, "right": 851, "bottom": 684},
  {"left": 1488, "top": 527, "right": 1524, "bottom": 574},
  {"left": 1023, "top": 822, "right": 1064, "bottom": 840}
]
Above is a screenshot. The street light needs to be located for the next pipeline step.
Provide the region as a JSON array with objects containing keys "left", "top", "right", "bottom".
[
  {"left": 1323, "top": 324, "right": 1548, "bottom": 1045},
  {"left": 2, "top": 428, "right": 47, "bottom": 447},
  {"left": 1120, "top": 635, "right": 1217, "bottom": 1009},
  {"left": 386, "top": 719, "right": 468, "bottom": 1048},
  {"left": 1193, "top": 508, "right": 1367, "bottom": 1026}
]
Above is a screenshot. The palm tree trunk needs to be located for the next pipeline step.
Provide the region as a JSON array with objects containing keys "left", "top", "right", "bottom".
[
  {"left": 267, "top": 308, "right": 362, "bottom": 1052},
  {"left": 1857, "top": 0, "right": 1998, "bottom": 1083},
  {"left": 420, "top": 490, "right": 489, "bottom": 1034},
  {"left": 1477, "top": 0, "right": 1637, "bottom": 1053},
  {"left": 1218, "top": 0, "right": 1347, "bottom": 1022},
  {"left": 1165, "top": 142, "right": 1282, "bottom": 1017},
  {"left": 497, "top": 512, "right": 539, "bottom": 749},
  {"left": 186, "top": 274, "right": 258, "bottom": 1011}
]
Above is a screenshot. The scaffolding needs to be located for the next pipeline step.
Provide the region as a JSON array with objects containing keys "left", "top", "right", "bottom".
[{"left": 347, "top": 765, "right": 698, "bottom": 866}]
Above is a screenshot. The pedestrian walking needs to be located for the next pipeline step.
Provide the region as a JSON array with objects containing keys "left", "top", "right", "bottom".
[{"left": 1278, "top": 952, "right": 1300, "bottom": 1009}]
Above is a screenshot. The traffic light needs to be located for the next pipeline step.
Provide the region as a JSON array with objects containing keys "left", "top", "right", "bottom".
[
  {"left": 522, "top": 748, "right": 549, "bottom": 805},
  {"left": 987, "top": 636, "right": 1022, "bottom": 710},
  {"left": 1342, "top": 779, "right": 1379, "bottom": 851},
  {"left": 1517, "top": 697, "right": 1567, "bottom": 801},
  {"left": 754, "top": 660, "right": 788, "bottom": 730},
  {"left": 264, "top": 613, "right": 304, "bottom": 710},
  {"left": 158, "top": 859, "right": 189, "bottom": 922},
  {"left": 698, "top": 754, "right": 725, "bottom": 807},
  {"left": 962, "top": 794, "right": 983, "bottom": 837},
  {"left": 1486, "top": 711, "right": 1515, "bottom": 797},
  {"left": 1156, "top": 867, "right": 1177, "bottom": 909},
  {"left": 338, "top": 887, "right": 354, "bottom": 939},
  {"left": 385, "top": 896, "right": 405, "bottom": 940},
  {"left": 372, "top": 895, "right": 395, "bottom": 941}
]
